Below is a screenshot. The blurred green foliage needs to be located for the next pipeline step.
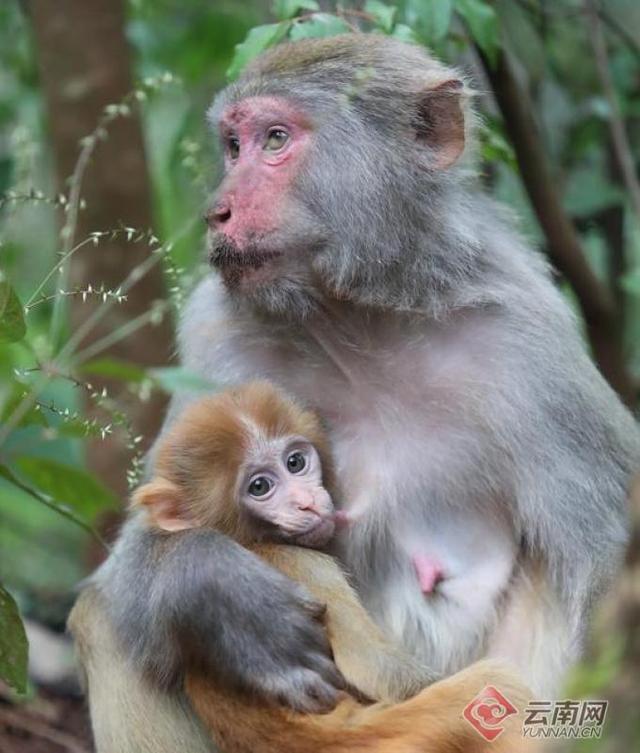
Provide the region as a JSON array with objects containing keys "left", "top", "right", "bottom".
[{"left": 0, "top": 1, "right": 638, "bottom": 726}]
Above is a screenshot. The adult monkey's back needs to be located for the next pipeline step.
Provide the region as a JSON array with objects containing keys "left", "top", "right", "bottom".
[{"left": 70, "top": 34, "right": 639, "bottom": 749}]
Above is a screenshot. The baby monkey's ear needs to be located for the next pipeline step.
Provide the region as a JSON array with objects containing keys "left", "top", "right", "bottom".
[{"left": 131, "top": 477, "right": 196, "bottom": 532}]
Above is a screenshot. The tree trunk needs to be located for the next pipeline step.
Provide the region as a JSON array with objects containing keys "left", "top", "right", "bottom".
[
  {"left": 478, "top": 48, "right": 636, "bottom": 407},
  {"left": 27, "top": 0, "right": 172, "bottom": 526}
]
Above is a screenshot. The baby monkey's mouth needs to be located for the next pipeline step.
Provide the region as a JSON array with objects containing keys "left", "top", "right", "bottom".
[{"left": 290, "top": 517, "right": 336, "bottom": 549}]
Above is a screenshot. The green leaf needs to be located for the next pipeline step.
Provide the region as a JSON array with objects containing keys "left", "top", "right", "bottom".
[
  {"left": 408, "top": 0, "right": 453, "bottom": 43},
  {"left": 621, "top": 268, "right": 640, "bottom": 297},
  {"left": 0, "top": 276, "right": 26, "bottom": 343},
  {"left": 364, "top": 0, "right": 397, "bottom": 33},
  {"left": 226, "top": 22, "right": 291, "bottom": 80},
  {"left": 81, "top": 357, "right": 147, "bottom": 384},
  {"left": 564, "top": 169, "right": 624, "bottom": 218},
  {"left": 479, "top": 119, "right": 516, "bottom": 169},
  {"left": 391, "top": 23, "right": 420, "bottom": 43},
  {"left": 0, "top": 585, "right": 28, "bottom": 695},
  {"left": 289, "top": 14, "right": 351, "bottom": 40},
  {"left": 272, "top": 0, "right": 319, "bottom": 20},
  {"left": 0, "top": 464, "right": 108, "bottom": 549},
  {"left": 15, "top": 457, "right": 118, "bottom": 517},
  {"left": 149, "top": 366, "right": 220, "bottom": 394},
  {"left": 455, "top": 0, "right": 500, "bottom": 66}
]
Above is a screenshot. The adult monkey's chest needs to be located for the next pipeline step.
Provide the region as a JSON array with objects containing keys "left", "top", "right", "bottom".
[
  {"left": 240, "top": 310, "right": 501, "bottom": 541},
  {"left": 255, "top": 310, "right": 513, "bottom": 668},
  {"left": 198, "top": 298, "right": 511, "bottom": 668}
]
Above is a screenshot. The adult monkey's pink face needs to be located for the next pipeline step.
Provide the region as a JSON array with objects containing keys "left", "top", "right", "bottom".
[
  {"left": 205, "top": 35, "right": 467, "bottom": 317},
  {"left": 206, "top": 95, "right": 315, "bottom": 295}
]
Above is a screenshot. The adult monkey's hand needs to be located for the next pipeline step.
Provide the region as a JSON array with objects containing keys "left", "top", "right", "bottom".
[{"left": 101, "top": 525, "right": 345, "bottom": 713}]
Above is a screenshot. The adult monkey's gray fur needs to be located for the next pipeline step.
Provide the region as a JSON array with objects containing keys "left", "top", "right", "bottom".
[{"left": 69, "top": 34, "right": 640, "bottom": 751}]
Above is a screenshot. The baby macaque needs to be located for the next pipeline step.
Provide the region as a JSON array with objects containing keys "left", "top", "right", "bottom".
[
  {"left": 136, "top": 384, "right": 337, "bottom": 550},
  {"left": 132, "top": 382, "right": 531, "bottom": 753}
]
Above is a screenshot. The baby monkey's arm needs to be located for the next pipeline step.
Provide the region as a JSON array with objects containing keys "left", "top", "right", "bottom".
[{"left": 253, "top": 544, "right": 439, "bottom": 703}]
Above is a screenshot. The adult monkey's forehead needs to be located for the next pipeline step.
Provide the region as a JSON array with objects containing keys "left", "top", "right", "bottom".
[{"left": 208, "top": 33, "right": 468, "bottom": 126}]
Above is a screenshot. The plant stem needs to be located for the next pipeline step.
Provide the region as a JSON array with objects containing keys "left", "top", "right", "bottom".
[
  {"left": 584, "top": 0, "right": 640, "bottom": 221},
  {"left": 0, "top": 464, "right": 109, "bottom": 550},
  {"left": 74, "top": 301, "right": 170, "bottom": 364}
]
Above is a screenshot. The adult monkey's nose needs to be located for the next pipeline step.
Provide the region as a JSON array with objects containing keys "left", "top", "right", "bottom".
[{"left": 204, "top": 200, "right": 231, "bottom": 228}]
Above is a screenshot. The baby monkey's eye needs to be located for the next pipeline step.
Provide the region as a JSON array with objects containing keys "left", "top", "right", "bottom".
[
  {"left": 248, "top": 476, "right": 272, "bottom": 498},
  {"left": 286, "top": 451, "right": 306, "bottom": 474},
  {"left": 264, "top": 127, "right": 289, "bottom": 152}
]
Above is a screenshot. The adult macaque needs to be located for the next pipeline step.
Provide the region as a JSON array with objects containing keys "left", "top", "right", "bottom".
[
  {"left": 70, "top": 33, "right": 639, "bottom": 751},
  {"left": 127, "top": 380, "right": 530, "bottom": 752}
]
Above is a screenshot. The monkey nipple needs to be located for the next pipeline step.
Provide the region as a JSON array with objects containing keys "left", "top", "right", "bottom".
[{"left": 412, "top": 554, "right": 445, "bottom": 595}]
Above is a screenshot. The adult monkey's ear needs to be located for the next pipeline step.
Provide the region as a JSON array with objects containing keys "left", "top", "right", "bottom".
[
  {"left": 131, "top": 477, "right": 196, "bottom": 532},
  {"left": 414, "top": 79, "right": 466, "bottom": 170}
]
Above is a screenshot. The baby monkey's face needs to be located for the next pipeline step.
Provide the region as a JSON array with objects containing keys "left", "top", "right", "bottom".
[{"left": 238, "top": 436, "right": 335, "bottom": 548}]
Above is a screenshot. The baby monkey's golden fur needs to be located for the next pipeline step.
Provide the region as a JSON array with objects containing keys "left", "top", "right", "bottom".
[{"left": 122, "top": 382, "right": 534, "bottom": 753}]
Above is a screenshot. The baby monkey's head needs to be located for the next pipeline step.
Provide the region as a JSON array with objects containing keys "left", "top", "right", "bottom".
[{"left": 133, "top": 381, "right": 337, "bottom": 548}]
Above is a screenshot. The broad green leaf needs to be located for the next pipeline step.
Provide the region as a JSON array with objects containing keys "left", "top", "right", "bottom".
[
  {"left": 289, "top": 14, "right": 351, "bottom": 40},
  {"left": 564, "top": 170, "right": 624, "bottom": 218},
  {"left": 454, "top": 0, "right": 500, "bottom": 66},
  {"left": 226, "top": 22, "right": 291, "bottom": 80},
  {"left": 391, "top": 23, "right": 420, "bottom": 43},
  {"left": 408, "top": 0, "right": 452, "bottom": 43},
  {"left": 81, "top": 357, "right": 147, "bottom": 383},
  {"left": 621, "top": 269, "right": 640, "bottom": 297},
  {"left": 0, "top": 277, "right": 26, "bottom": 343},
  {"left": 272, "top": 0, "right": 319, "bottom": 20},
  {"left": 15, "top": 457, "right": 118, "bottom": 517},
  {"left": 0, "top": 585, "right": 28, "bottom": 694},
  {"left": 0, "top": 464, "right": 108, "bottom": 548},
  {"left": 479, "top": 120, "right": 516, "bottom": 169},
  {"left": 364, "top": 0, "right": 397, "bottom": 33},
  {"left": 149, "top": 366, "right": 219, "bottom": 394}
]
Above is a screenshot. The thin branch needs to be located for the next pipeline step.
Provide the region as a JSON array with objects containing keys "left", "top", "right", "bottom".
[
  {"left": 476, "top": 45, "right": 636, "bottom": 406},
  {"left": 0, "top": 707, "right": 89, "bottom": 753},
  {"left": 0, "top": 464, "right": 109, "bottom": 550},
  {"left": 584, "top": 0, "right": 640, "bottom": 221},
  {"left": 0, "top": 374, "right": 50, "bottom": 447},
  {"left": 598, "top": 7, "right": 640, "bottom": 61},
  {"left": 514, "top": 0, "right": 640, "bottom": 60},
  {"left": 73, "top": 300, "right": 170, "bottom": 364},
  {"left": 25, "top": 236, "right": 94, "bottom": 307},
  {"left": 56, "top": 244, "right": 165, "bottom": 361}
]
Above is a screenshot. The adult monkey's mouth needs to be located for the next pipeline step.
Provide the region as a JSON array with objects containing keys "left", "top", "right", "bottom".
[
  {"left": 208, "top": 236, "right": 282, "bottom": 269},
  {"left": 208, "top": 235, "right": 283, "bottom": 287}
]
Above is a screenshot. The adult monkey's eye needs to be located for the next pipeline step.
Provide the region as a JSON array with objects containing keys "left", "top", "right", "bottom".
[
  {"left": 286, "top": 451, "right": 306, "bottom": 474},
  {"left": 228, "top": 136, "right": 240, "bottom": 159},
  {"left": 264, "top": 128, "right": 289, "bottom": 152},
  {"left": 248, "top": 476, "right": 272, "bottom": 498}
]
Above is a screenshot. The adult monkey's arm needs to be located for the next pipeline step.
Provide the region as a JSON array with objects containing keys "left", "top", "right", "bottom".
[{"left": 87, "top": 523, "right": 344, "bottom": 712}]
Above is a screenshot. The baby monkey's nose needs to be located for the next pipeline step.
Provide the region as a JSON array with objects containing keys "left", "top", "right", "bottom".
[{"left": 295, "top": 491, "right": 317, "bottom": 512}]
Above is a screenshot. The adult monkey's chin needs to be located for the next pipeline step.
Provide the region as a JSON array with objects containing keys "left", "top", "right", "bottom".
[
  {"left": 244, "top": 274, "right": 323, "bottom": 321},
  {"left": 208, "top": 234, "right": 323, "bottom": 320}
]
